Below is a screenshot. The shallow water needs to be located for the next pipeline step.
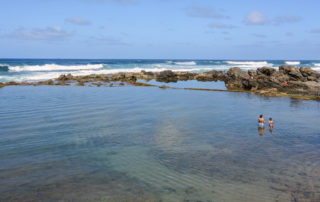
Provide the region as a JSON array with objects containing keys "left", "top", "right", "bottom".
[
  {"left": 137, "top": 79, "right": 227, "bottom": 90},
  {"left": 1, "top": 85, "right": 320, "bottom": 201}
]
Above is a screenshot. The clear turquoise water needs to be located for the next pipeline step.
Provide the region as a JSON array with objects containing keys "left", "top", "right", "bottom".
[{"left": 1, "top": 85, "right": 320, "bottom": 201}]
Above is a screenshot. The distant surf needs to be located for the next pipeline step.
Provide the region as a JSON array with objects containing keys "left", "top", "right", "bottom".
[
  {"left": 285, "top": 61, "right": 301, "bottom": 65},
  {"left": 9, "top": 64, "right": 104, "bottom": 72},
  {"left": 0, "top": 59, "right": 319, "bottom": 82}
]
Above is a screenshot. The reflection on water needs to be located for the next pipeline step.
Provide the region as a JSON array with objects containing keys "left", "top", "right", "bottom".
[
  {"left": 1, "top": 86, "right": 320, "bottom": 201},
  {"left": 137, "top": 79, "right": 227, "bottom": 90},
  {"left": 258, "top": 127, "right": 265, "bottom": 136}
]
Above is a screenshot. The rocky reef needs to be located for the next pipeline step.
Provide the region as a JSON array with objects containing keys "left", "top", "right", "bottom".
[{"left": 1, "top": 66, "right": 320, "bottom": 100}]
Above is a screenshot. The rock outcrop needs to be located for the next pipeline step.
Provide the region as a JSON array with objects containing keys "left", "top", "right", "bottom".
[{"left": 1, "top": 66, "right": 320, "bottom": 100}]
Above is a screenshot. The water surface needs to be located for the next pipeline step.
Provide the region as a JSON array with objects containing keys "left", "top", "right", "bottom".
[{"left": 1, "top": 85, "right": 320, "bottom": 201}]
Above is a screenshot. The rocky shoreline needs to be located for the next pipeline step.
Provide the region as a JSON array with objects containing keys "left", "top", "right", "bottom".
[{"left": 1, "top": 65, "right": 320, "bottom": 101}]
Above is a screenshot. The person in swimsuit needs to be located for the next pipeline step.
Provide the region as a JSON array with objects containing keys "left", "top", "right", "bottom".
[
  {"left": 268, "top": 117, "right": 274, "bottom": 132},
  {"left": 258, "top": 114, "right": 265, "bottom": 128}
]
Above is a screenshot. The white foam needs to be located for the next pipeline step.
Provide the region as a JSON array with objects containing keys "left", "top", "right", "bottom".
[
  {"left": 226, "top": 61, "right": 269, "bottom": 66},
  {"left": 174, "top": 61, "right": 197, "bottom": 66},
  {"left": 312, "top": 67, "right": 320, "bottom": 72},
  {"left": 9, "top": 64, "right": 104, "bottom": 72},
  {"left": 225, "top": 61, "right": 273, "bottom": 69},
  {"left": 285, "top": 61, "right": 300, "bottom": 65},
  {"left": 314, "top": 63, "right": 320, "bottom": 67},
  {"left": 3, "top": 66, "right": 221, "bottom": 82}
]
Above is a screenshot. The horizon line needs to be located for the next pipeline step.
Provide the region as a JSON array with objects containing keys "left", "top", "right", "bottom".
[{"left": 1, "top": 58, "right": 320, "bottom": 61}]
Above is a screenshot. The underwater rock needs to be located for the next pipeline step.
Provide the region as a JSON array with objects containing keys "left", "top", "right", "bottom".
[
  {"left": 54, "top": 82, "right": 69, "bottom": 86},
  {"left": 77, "top": 82, "right": 85, "bottom": 86},
  {"left": 92, "top": 82, "right": 103, "bottom": 87}
]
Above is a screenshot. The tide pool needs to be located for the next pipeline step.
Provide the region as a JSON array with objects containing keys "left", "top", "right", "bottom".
[{"left": 1, "top": 85, "right": 320, "bottom": 201}]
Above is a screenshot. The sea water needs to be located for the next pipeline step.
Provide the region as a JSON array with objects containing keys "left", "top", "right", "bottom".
[
  {"left": 1, "top": 85, "right": 320, "bottom": 201},
  {"left": 1, "top": 59, "right": 320, "bottom": 82}
]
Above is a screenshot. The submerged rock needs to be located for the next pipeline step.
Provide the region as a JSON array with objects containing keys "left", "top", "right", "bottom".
[
  {"left": 92, "top": 82, "right": 103, "bottom": 87},
  {"left": 55, "top": 82, "right": 69, "bottom": 86},
  {"left": 76, "top": 82, "right": 85, "bottom": 86}
]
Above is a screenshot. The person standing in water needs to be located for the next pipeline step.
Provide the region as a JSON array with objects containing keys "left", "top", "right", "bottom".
[
  {"left": 258, "top": 114, "right": 265, "bottom": 128},
  {"left": 268, "top": 117, "right": 274, "bottom": 133}
]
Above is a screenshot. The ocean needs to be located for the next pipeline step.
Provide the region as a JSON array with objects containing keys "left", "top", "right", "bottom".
[{"left": 1, "top": 59, "right": 320, "bottom": 82}]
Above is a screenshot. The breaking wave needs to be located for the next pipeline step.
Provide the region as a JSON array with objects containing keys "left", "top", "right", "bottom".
[
  {"left": 285, "top": 61, "right": 300, "bottom": 65},
  {"left": 174, "top": 61, "right": 197, "bottom": 66},
  {"left": 9, "top": 64, "right": 104, "bottom": 72},
  {"left": 225, "top": 61, "right": 273, "bottom": 69}
]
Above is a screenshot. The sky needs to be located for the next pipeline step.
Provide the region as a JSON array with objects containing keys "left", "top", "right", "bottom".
[{"left": 0, "top": 0, "right": 320, "bottom": 59}]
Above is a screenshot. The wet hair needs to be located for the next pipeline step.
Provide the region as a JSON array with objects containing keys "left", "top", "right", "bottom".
[
  {"left": 269, "top": 117, "right": 272, "bottom": 120},
  {"left": 260, "top": 114, "right": 263, "bottom": 118}
]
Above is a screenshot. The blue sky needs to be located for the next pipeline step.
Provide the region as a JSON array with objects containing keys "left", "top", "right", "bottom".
[{"left": 0, "top": 0, "right": 319, "bottom": 59}]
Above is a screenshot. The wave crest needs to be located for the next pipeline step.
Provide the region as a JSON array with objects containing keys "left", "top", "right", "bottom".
[
  {"left": 225, "top": 61, "right": 273, "bottom": 69},
  {"left": 9, "top": 64, "right": 104, "bottom": 72},
  {"left": 285, "top": 61, "right": 300, "bottom": 65},
  {"left": 174, "top": 61, "right": 197, "bottom": 66}
]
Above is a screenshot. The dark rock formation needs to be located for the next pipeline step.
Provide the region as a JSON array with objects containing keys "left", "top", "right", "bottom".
[
  {"left": 195, "top": 70, "right": 224, "bottom": 81},
  {"left": 225, "top": 67, "right": 250, "bottom": 89},
  {"left": 257, "top": 67, "right": 276, "bottom": 76},
  {"left": 279, "top": 65, "right": 304, "bottom": 81},
  {"left": 155, "top": 70, "right": 178, "bottom": 82}
]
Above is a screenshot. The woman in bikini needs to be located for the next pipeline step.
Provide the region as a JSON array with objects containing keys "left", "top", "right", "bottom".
[{"left": 258, "top": 114, "right": 265, "bottom": 128}]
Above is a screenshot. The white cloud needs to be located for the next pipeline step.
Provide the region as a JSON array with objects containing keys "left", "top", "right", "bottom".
[
  {"left": 187, "top": 7, "right": 227, "bottom": 19},
  {"left": 66, "top": 17, "right": 91, "bottom": 26},
  {"left": 244, "top": 11, "right": 268, "bottom": 25},
  {"left": 8, "top": 26, "right": 72, "bottom": 40}
]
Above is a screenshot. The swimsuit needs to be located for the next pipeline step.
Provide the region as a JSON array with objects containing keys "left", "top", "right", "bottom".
[{"left": 258, "top": 123, "right": 264, "bottom": 127}]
